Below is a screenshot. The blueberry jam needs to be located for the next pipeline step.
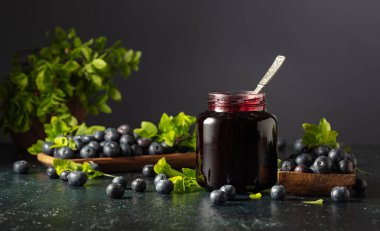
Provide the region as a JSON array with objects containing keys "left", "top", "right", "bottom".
[{"left": 196, "top": 91, "right": 278, "bottom": 193}]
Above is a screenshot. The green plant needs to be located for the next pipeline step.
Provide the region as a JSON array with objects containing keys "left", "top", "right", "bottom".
[{"left": 0, "top": 27, "right": 141, "bottom": 137}]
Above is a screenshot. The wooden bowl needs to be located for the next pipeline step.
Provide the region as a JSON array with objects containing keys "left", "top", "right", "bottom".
[
  {"left": 278, "top": 171, "right": 356, "bottom": 196},
  {"left": 37, "top": 152, "right": 196, "bottom": 173}
]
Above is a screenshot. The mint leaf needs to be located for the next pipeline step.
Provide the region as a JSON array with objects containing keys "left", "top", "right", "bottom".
[
  {"left": 157, "top": 131, "right": 176, "bottom": 147},
  {"left": 134, "top": 121, "right": 158, "bottom": 138},
  {"left": 53, "top": 159, "right": 114, "bottom": 179},
  {"left": 158, "top": 113, "right": 174, "bottom": 132},
  {"left": 153, "top": 157, "right": 185, "bottom": 177},
  {"left": 182, "top": 168, "right": 196, "bottom": 178},
  {"left": 303, "top": 199, "right": 323, "bottom": 205},
  {"left": 302, "top": 117, "right": 339, "bottom": 149},
  {"left": 249, "top": 193, "right": 262, "bottom": 200},
  {"left": 27, "top": 140, "right": 44, "bottom": 155}
]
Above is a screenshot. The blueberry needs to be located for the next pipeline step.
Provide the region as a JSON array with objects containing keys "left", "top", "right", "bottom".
[
  {"left": 57, "top": 147, "right": 75, "bottom": 159},
  {"left": 295, "top": 153, "right": 313, "bottom": 167},
  {"left": 137, "top": 138, "right": 152, "bottom": 149},
  {"left": 93, "top": 130, "right": 105, "bottom": 142},
  {"left": 53, "top": 148, "right": 60, "bottom": 158},
  {"left": 352, "top": 178, "right": 367, "bottom": 193},
  {"left": 331, "top": 186, "right": 350, "bottom": 202},
  {"left": 112, "top": 176, "right": 128, "bottom": 188},
  {"left": 210, "top": 190, "right": 227, "bottom": 205},
  {"left": 120, "top": 143, "right": 132, "bottom": 156},
  {"left": 220, "top": 185, "right": 236, "bottom": 200},
  {"left": 88, "top": 141, "right": 101, "bottom": 152},
  {"left": 161, "top": 142, "right": 175, "bottom": 154},
  {"left": 347, "top": 153, "right": 358, "bottom": 167},
  {"left": 103, "top": 141, "right": 121, "bottom": 157},
  {"left": 42, "top": 142, "right": 55, "bottom": 156},
  {"left": 99, "top": 141, "right": 106, "bottom": 147},
  {"left": 133, "top": 132, "right": 140, "bottom": 140},
  {"left": 271, "top": 185, "right": 286, "bottom": 200},
  {"left": 119, "top": 134, "right": 135, "bottom": 145},
  {"left": 104, "top": 128, "right": 120, "bottom": 142},
  {"left": 142, "top": 164, "right": 156, "bottom": 177},
  {"left": 60, "top": 170, "right": 70, "bottom": 182},
  {"left": 106, "top": 183, "right": 125, "bottom": 199},
  {"left": 294, "top": 164, "right": 312, "bottom": 173},
  {"left": 280, "top": 160, "right": 296, "bottom": 172},
  {"left": 338, "top": 159, "right": 354, "bottom": 174},
  {"left": 155, "top": 179, "right": 174, "bottom": 194},
  {"left": 154, "top": 173, "right": 168, "bottom": 186},
  {"left": 131, "top": 144, "right": 143, "bottom": 156},
  {"left": 131, "top": 178, "right": 147, "bottom": 192},
  {"left": 80, "top": 145, "right": 98, "bottom": 158},
  {"left": 46, "top": 166, "right": 59, "bottom": 179},
  {"left": 89, "top": 162, "right": 100, "bottom": 171},
  {"left": 73, "top": 138, "right": 84, "bottom": 150},
  {"left": 277, "top": 138, "right": 286, "bottom": 151},
  {"left": 328, "top": 148, "right": 347, "bottom": 163},
  {"left": 311, "top": 156, "right": 333, "bottom": 174},
  {"left": 81, "top": 135, "right": 96, "bottom": 144},
  {"left": 313, "top": 145, "right": 330, "bottom": 157},
  {"left": 13, "top": 160, "right": 30, "bottom": 174},
  {"left": 67, "top": 171, "right": 87, "bottom": 186},
  {"left": 117, "top": 124, "right": 131, "bottom": 135},
  {"left": 293, "top": 139, "right": 306, "bottom": 153},
  {"left": 148, "top": 142, "right": 164, "bottom": 155}
]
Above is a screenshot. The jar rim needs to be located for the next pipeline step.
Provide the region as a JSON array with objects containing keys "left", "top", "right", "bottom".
[{"left": 208, "top": 91, "right": 266, "bottom": 112}]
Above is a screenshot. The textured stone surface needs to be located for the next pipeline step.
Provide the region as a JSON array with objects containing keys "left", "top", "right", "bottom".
[{"left": 0, "top": 144, "right": 379, "bottom": 230}]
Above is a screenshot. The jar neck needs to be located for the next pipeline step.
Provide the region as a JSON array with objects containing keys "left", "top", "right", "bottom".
[{"left": 208, "top": 91, "right": 266, "bottom": 112}]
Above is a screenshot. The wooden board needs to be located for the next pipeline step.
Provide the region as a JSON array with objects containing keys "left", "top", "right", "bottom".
[
  {"left": 278, "top": 171, "right": 356, "bottom": 196},
  {"left": 37, "top": 152, "right": 196, "bottom": 173}
]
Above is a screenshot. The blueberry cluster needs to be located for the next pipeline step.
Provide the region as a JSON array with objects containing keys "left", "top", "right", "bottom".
[
  {"left": 209, "top": 185, "right": 237, "bottom": 205},
  {"left": 280, "top": 139, "right": 357, "bottom": 175},
  {"left": 42, "top": 124, "right": 177, "bottom": 159}
]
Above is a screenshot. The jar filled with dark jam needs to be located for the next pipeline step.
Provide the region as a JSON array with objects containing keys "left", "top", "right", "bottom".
[{"left": 196, "top": 91, "right": 278, "bottom": 193}]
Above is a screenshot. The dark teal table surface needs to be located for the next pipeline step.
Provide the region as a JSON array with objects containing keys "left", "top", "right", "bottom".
[{"left": 0, "top": 144, "right": 379, "bottom": 231}]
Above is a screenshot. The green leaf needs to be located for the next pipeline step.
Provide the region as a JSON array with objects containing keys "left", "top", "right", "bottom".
[
  {"left": 53, "top": 159, "right": 79, "bottom": 175},
  {"left": 303, "top": 199, "right": 324, "bottom": 205},
  {"left": 249, "top": 193, "right": 262, "bottom": 200},
  {"left": 109, "top": 87, "right": 122, "bottom": 101},
  {"left": 134, "top": 121, "right": 158, "bottom": 138},
  {"left": 158, "top": 131, "right": 176, "bottom": 147},
  {"left": 11, "top": 73, "right": 28, "bottom": 89},
  {"left": 91, "top": 75, "right": 102, "bottom": 86},
  {"left": 158, "top": 113, "right": 174, "bottom": 132},
  {"left": 63, "top": 60, "right": 80, "bottom": 72},
  {"left": 182, "top": 168, "right": 196, "bottom": 178},
  {"left": 98, "top": 103, "right": 112, "bottom": 114},
  {"left": 27, "top": 140, "right": 44, "bottom": 155},
  {"left": 80, "top": 47, "right": 91, "bottom": 61},
  {"left": 301, "top": 117, "right": 339, "bottom": 149},
  {"left": 36, "top": 70, "right": 46, "bottom": 91},
  {"left": 92, "top": 59, "right": 107, "bottom": 70},
  {"left": 154, "top": 157, "right": 185, "bottom": 178}
]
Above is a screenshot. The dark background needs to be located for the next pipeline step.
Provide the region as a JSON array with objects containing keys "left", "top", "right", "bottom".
[{"left": 1, "top": 0, "right": 380, "bottom": 145}]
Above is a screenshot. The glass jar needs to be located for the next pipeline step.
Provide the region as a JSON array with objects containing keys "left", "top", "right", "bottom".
[{"left": 196, "top": 91, "right": 278, "bottom": 193}]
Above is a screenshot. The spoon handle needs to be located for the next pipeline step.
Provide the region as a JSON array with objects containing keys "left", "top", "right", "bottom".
[{"left": 252, "top": 55, "right": 286, "bottom": 94}]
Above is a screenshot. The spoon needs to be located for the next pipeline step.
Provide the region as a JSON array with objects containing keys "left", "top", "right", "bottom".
[{"left": 251, "top": 55, "right": 286, "bottom": 94}]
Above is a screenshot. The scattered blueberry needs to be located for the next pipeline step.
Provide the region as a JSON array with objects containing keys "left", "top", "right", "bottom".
[
  {"left": 154, "top": 173, "right": 168, "bottom": 186},
  {"left": 352, "top": 178, "right": 367, "bottom": 193},
  {"left": 328, "top": 148, "right": 347, "bottom": 163},
  {"left": 331, "top": 186, "right": 350, "bottom": 202},
  {"left": 338, "top": 159, "right": 355, "bottom": 174},
  {"left": 280, "top": 160, "right": 296, "bottom": 172},
  {"left": 137, "top": 138, "right": 152, "bottom": 149},
  {"left": 117, "top": 124, "right": 131, "bottom": 135},
  {"left": 148, "top": 142, "right": 164, "bottom": 155},
  {"left": 155, "top": 179, "right": 174, "bottom": 194},
  {"left": 311, "top": 156, "right": 333, "bottom": 174},
  {"left": 46, "top": 166, "right": 59, "bottom": 179},
  {"left": 131, "top": 178, "right": 147, "bottom": 192},
  {"left": 210, "top": 190, "right": 227, "bottom": 205},
  {"left": 60, "top": 170, "right": 70, "bottom": 182},
  {"left": 120, "top": 134, "right": 135, "bottom": 145},
  {"left": 106, "top": 183, "right": 125, "bottom": 199},
  {"left": 112, "top": 176, "right": 128, "bottom": 188},
  {"left": 120, "top": 143, "right": 132, "bottom": 156},
  {"left": 104, "top": 128, "right": 120, "bottom": 142},
  {"left": 142, "top": 164, "right": 156, "bottom": 177},
  {"left": 13, "top": 160, "right": 30, "bottom": 174},
  {"left": 271, "top": 185, "right": 286, "bottom": 200},
  {"left": 220, "top": 185, "right": 236, "bottom": 200},
  {"left": 42, "top": 142, "right": 55, "bottom": 156},
  {"left": 103, "top": 141, "right": 121, "bottom": 157},
  {"left": 93, "top": 130, "right": 105, "bottom": 142},
  {"left": 313, "top": 145, "right": 330, "bottom": 157},
  {"left": 131, "top": 144, "right": 143, "bottom": 156},
  {"left": 295, "top": 153, "right": 313, "bottom": 167},
  {"left": 67, "top": 171, "right": 87, "bottom": 186}
]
